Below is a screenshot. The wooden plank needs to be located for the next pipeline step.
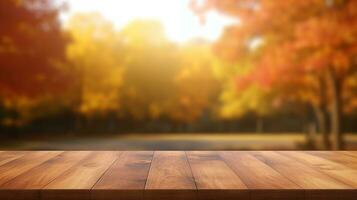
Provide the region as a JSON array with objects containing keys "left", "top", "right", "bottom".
[
  {"left": 341, "top": 151, "right": 357, "bottom": 159},
  {"left": 277, "top": 151, "right": 357, "bottom": 200},
  {"left": 92, "top": 151, "right": 153, "bottom": 200},
  {"left": 187, "top": 151, "right": 248, "bottom": 200},
  {"left": 251, "top": 151, "right": 350, "bottom": 189},
  {"left": 308, "top": 151, "right": 357, "bottom": 169},
  {"left": 0, "top": 151, "right": 62, "bottom": 185},
  {"left": 42, "top": 151, "right": 119, "bottom": 200},
  {"left": 0, "top": 151, "right": 26, "bottom": 167},
  {"left": 145, "top": 151, "right": 196, "bottom": 200},
  {"left": 280, "top": 151, "right": 357, "bottom": 188},
  {"left": 220, "top": 151, "right": 304, "bottom": 200},
  {"left": 220, "top": 151, "right": 299, "bottom": 189},
  {"left": 0, "top": 151, "right": 62, "bottom": 200},
  {"left": 1, "top": 151, "right": 91, "bottom": 189},
  {"left": 0, "top": 151, "right": 356, "bottom": 200}
]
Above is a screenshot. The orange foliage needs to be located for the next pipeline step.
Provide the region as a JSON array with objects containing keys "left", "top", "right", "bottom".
[
  {"left": 0, "top": 0, "right": 71, "bottom": 99},
  {"left": 195, "top": 0, "right": 357, "bottom": 110}
]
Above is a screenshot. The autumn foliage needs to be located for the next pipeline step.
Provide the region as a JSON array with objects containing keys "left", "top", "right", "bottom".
[
  {"left": 0, "top": 1, "right": 219, "bottom": 128},
  {"left": 0, "top": 0, "right": 70, "bottom": 97},
  {"left": 0, "top": 0, "right": 356, "bottom": 149},
  {"left": 193, "top": 0, "right": 357, "bottom": 149}
]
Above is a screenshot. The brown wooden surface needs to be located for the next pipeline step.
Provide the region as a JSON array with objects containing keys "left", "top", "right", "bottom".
[
  {"left": 187, "top": 151, "right": 248, "bottom": 200},
  {"left": 146, "top": 151, "right": 196, "bottom": 200},
  {"left": 93, "top": 151, "right": 153, "bottom": 200},
  {"left": 0, "top": 151, "right": 356, "bottom": 200}
]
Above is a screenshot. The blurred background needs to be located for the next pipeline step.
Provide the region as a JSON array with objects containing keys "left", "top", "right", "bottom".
[{"left": 0, "top": 0, "right": 356, "bottom": 150}]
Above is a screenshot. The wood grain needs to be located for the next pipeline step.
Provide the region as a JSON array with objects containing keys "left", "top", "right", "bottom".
[
  {"left": 251, "top": 151, "right": 350, "bottom": 189},
  {"left": 342, "top": 151, "right": 357, "bottom": 159},
  {"left": 220, "top": 151, "right": 304, "bottom": 200},
  {"left": 220, "top": 151, "right": 299, "bottom": 189},
  {"left": 187, "top": 151, "right": 248, "bottom": 200},
  {"left": 0, "top": 151, "right": 63, "bottom": 200},
  {"left": 42, "top": 151, "right": 119, "bottom": 200},
  {"left": 0, "top": 151, "right": 355, "bottom": 200},
  {"left": 280, "top": 151, "right": 357, "bottom": 188},
  {"left": 145, "top": 151, "right": 196, "bottom": 200},
  {"left": 308, "top": 151, "right": 357, "bottom": 169},
  {"left": 1, "top": 151, "right": 90, "bottom": 189},
  {"left": 92, "top": 151, "right": 154, "bottom": 200},
  {"left": 0, "top": 151, "right": 62, "bottom": 185},
  {"left": 0, "top": 151, "right": 26, "bottom": 167}
]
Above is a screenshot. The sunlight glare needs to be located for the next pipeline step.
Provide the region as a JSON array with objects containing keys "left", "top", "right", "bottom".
[{"left": 61, "top": 0, "right": 238, "bottom": 43}]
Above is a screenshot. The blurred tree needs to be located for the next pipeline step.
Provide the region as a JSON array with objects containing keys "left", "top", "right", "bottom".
[
  {"left": 67, "top": 17, "right": 222, "bottom": 127},
  {"left": 119, "top": 20, "right": 180, "bottom": 120},
  {"left": 168, "top": 40, "right": 220, "bottom": 123},
  {"left": 212, "top": 43, "right": 275, "bottom": 132},
  {"left": 0, "top": 0, "right": 70, "bottom": 125},
  {"left": 66, "top": 13, "right": 124, "bottom": 116},
  {"left": 0, "top": 0, "right": 70, "bottom": 97},
  {"left": 291, "top": 1, "right": 357, "bottom": 149},
  {"left": 193, "top": 0, "right": 357, "bottom": 149},
  {"left": 344, "top": 72, "right": 357, "bottom": 114}
]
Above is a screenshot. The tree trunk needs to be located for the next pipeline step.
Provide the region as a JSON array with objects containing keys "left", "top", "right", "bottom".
[
  {"left": 256, "top": 117, "right": 264, "bottom": 133},
  {"left": 306, "top": 122, "right": 318, "bottom": 149},
  {"left": 313, "top": 105, "right": 329, "bottom": 149},
  {"left": 327, "top": 69, "right": 344, "bottom": 150},
  {"left": 315, "top": 75, "right": 330, "bottom": 149}
]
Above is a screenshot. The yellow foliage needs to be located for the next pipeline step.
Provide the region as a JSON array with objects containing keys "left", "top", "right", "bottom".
[
  {"left": 167, "top": 41, "right": 220, "bottom": 123},
  {"left": 119, "top": 20, "right": 180, "bottom": 119},
  {"left": 66, "top": 13, "right": 124, "bottom": 115}
]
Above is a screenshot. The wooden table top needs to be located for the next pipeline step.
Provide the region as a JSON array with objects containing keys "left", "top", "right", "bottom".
[{"left": 0, "top": 151, "right": 357, "bottom": 200}]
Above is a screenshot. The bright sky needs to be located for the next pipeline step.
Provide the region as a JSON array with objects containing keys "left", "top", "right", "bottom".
[{"left": 60, "top": 0, "right": 238, "bottom": 43}]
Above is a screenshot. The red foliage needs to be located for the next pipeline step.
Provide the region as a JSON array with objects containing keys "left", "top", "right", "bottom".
[{"left": 0, "top": 0, "right": 71, "bottom": 98}]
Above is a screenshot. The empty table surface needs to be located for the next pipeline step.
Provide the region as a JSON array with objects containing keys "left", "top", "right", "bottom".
[{"left": 0, "top": 151, "right": 356, "bottom": 200}]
